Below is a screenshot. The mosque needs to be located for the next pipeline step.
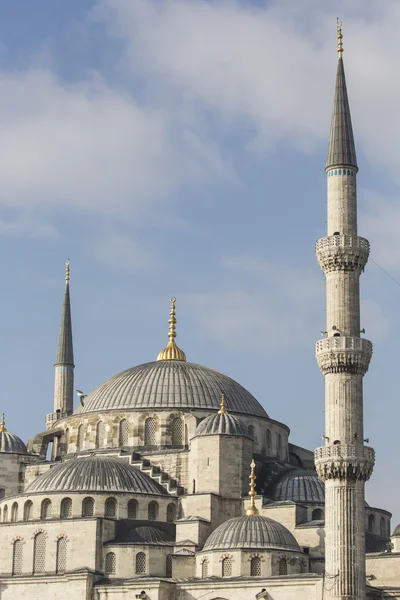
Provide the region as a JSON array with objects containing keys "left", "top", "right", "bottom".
[{"left": 1, "top": 24, "right": 400, "bottom": 600}]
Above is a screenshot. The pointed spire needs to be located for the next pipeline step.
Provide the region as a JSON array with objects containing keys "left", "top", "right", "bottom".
[
  {"left": 326, "top": 21, "right": 358, "bottom": 172},
  {"left": 157, "top": 298, "right": 187, "bottom": 361},
  {"left": 246, "top": 459, "right": 259, "bottom": 516},
  {"left": 0, "top": 413, "right": 7, "bottom": 433},
  {"left": 218, "top": 393, "right": 227, "bottom": 414},
  {"left": 55, "top": 260, "right": 74, "bottom": 367}
]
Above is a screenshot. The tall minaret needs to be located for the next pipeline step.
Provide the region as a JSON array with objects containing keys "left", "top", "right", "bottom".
[
  {"left": 52, "top": 260, "right": 74, "bottom": 422},
  {"left": 314, "top": 23, "right": 375, "bottom": 600}
]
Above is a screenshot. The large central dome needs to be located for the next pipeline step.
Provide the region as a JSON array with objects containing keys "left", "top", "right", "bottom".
[{"left": 76, "top": 360, "right": 268, "bottom": 418}]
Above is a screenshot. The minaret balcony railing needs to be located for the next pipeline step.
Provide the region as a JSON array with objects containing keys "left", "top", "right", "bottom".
[
  {"left": 316, "top": 234, "right": 369, "bottom": 273},
  {"left": 315, "top": 444, "right": 375, "bottom": 482},
  {"left": 315, "top": 336, "right": 372, "bottom": 375}
]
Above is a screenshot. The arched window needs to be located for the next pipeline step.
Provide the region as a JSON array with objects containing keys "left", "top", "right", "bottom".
[
  {"left": 278, "top": 557, "right": 287, "bottom": 575},
  {"left": 166, "top": 503, "right": 176, "bottom": 523},
  {"left": 251, "top": 556, "right": 261, "bottom": 576},
  {"left": 24, "top": 500, "right": 33, "bottom": 521},
  {"left": 41, "top": 499, "right": 52, "bottom": 520},
  {"left": 248, "top": 425, "right": 254, "bottom": 439},
  {"left": 380, "top": 517, "right": 386, "bottom": 536},
  {"left": 82, "top": 497, "right": 94, "bottom": 517},
  {"left": 60, "top": 498, "right": 72, "bottom": 519},
  {"left": 105, "top": 552, "right": 116, "bottom": 575},
  {"left": 119, "top": 419, "right": 129, "bottom": 447},
  {"left": 12, "top": 539, "right": 23, "bottom": 576},
  {"left": 222, "top": 556, "right": 232, "bottom": 577},
  {"left": 127, "top": 499, "right": 138, "bottom": 519},
  {"left": 96, "top": 421, "right": 105, "bottom": 448},
  {"left": 11, "top": 502, "right": 18, "bottom": 522},
  {"left": 3, "top": 505, "right": 8, "bottom": 522},
  {"left": 312, "top": 508, "right": 324, "bottom": 521},
  {"left": 64, "top": 429, "right": 69, "bottom": 453},
  {"left": 368, "top": 514, "right": 375, "bottom": 533},
  {"left": 145, "top": 418, "right": 156, "bottom": 445},
  {"left": 171, "top": 418, "right": 183, "bottom": 445},
  {"left": 277, "top": 433, "right": 282, "bottom": 459},
  {"left": 0, "top": 488, "right": 5, "bottom": 499},
  {"left": 105, "top": 497, "right": 117, "bottom": 518},
  {"left": 56, "top": 537, "right": 67, "bottom": 574},
  {"left": 77, "top": 425, "right": 84, "bottom": 451},
  {"left": 148, "top": 501, "right": 159, "bottom": 521},
  {"left": 166, "top": 554, "right": 172, "bottom": 577},
  {"left": 136, "top": 552, "right": 146, "bottom": 574},
  {"left": 266, "top": 429, "right": 272, "bottom": 453},
  {"left": 201, "top": 558, "right": 209, "bottom": 578},
  {"left": 33, "top": 532, "right": 46, "bottom": 574}
]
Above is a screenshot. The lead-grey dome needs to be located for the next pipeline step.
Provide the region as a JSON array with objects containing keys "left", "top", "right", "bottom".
[
  {"left": 195, "top": 412, "right": 249, "bottom": 438},
  {"left": 76, "top": 361, "right": 267, "bottom": 418},
  {"left": 0, "top": 431, "right": 27, "bottom": 454},
  {"left": 203, "top": 515, "right": 300, "bottom": 552},
  {"left": 269, "top": 469, "right": 325, "bottom": 504},
  {"left": 25, "top": 456, "right": 169, "bottom": 495}
]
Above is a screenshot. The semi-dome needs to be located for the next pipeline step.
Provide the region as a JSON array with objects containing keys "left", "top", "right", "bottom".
[
  {"left": 269, "top": 468, "right": 325, "bottom": 504},
  {"left": 76, "top": 361, "right": 267, "bottom": 418},
  {"left": 195, "top": 398, "right": 250, "bottom": 438},
  {"left": 203, "top": 515, "right": 300, "bottom": 552},
  {"left": 25, "top": 456, "right": 169, "bottom": 496},
  {"left": 0, "top": 415, "right": 27, "bottom": 454}
]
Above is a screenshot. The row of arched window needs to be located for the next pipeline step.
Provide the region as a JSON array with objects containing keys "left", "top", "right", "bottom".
[
  {"left": 70, "top": 417, "right": 186, "bottom": 451},
  {"left": 1, "top": 498, "right": 176, "bottom": 523},
  {"left": 12, "top": 533, "right": 67, "bottom": 576},
  {"left": 104, "top": 551, "right": 173, "bottom": 577},
  {"left": 200, "top": 555, "right": 306, "bottom": 578},
  {"left": 368, "top": 513, "right": 388, "bottom": 536}
]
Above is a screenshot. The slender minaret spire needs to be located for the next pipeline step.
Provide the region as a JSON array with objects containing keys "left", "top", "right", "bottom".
[
  {"left": 53, "top": 260, "right": 74, "bottom": 418},
  {"left": 314, "top": 23, "right": 374, "bottom": 600}
]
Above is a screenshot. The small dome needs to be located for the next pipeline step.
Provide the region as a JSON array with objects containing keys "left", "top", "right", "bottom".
[
  {"left": 269, "top": 469, "right": 325, "bottom": 504},
  {"left": 0, "top": 431, "right": 27, "bottom": 454},
  {"left": 195, "top": 412, "right": 249, "bottom": 438},
  {"left": 393, "top": 524, "right": 400, "bottom": 537},
  {"left": 25, "top": 456, "right": 169, "bottom": 495},
  {"left": 203, "top": 515, "right": 300, "bottom": 552}
]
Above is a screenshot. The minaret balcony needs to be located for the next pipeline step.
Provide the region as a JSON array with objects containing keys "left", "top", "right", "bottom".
[
  {"left": 314, "top": 444, "right": 375, "bottom": 482},
  {"left": 316, "top": 235, "right": 369, "bottom": 273},
  {"left": 315, "top": 336, "right": 372, "bottom": 375}
]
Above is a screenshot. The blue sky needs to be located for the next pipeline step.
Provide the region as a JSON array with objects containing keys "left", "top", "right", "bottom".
[{"left": 1, "top": 0, "right": 400, "bottom": 525}]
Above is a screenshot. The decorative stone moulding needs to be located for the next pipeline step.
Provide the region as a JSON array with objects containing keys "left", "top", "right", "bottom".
[
  {"left": 314, "top": 444, "right": 375, "bottom": 482},
  {"left": 315, "top": 336, "right": 372, "bottom": 375},
  {"left": 316, "top": 235, "right": 369, "bottom": 273}
]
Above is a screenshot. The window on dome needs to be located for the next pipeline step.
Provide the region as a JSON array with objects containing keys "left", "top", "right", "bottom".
[
  {"left": 368, "top": 514, "right": 375, "bottom": 533},
  {"left": 166, "top": 503, "right": 176, "bottom": 523},
  {"left": 77, "top": 425, "right": 84, "bottom": 451},
  {"left": 148, "top": 501, "right": 159, "bottom": 521},
  {"left": 11, "top": 502, "right": 18, "bottom": 522},
  {"left": 12, "top": 539, "right": 23, "bottom": 576},
  {"left": 82, "top": 497, "right": 94, "bottom": 517},
  {"left": 105, "top": 552, "right": 116, "bottom": 575},
  {"left": 136, "top": 552, "right": 146, "bottom": 574},
  {"left": 60, "top": 498, "right": 72, "bottom": 519},
  {"left": 96, "top": 421, "right": 105, "bottom": 449},
  {"left": 266, "top": 429, "right": 272, "bottom": 454},
  {"left": 33, "top": 532, "right": 46, "bottom": 574},
  {"left": 278, "top": 557, "right": 287, "bottom": 575},
  {"left": 277, "top": 434, "right": 282, "bottom": 459},
  {"left": 41, "top": 499, "right": 52, "bottom": 520},
  {"left": 145, "top": 418, "right": 156, "bottom": 445},
  {"left": 24, "top": 500, "right": 33, "bottom": 521},
  {"left": 250, "top": 556, "right": 261, "bottom": 576},
  {"left": 172, "top": 418, "right": 184, "bottom": 445},
  {"left": 3, "top": 505, "right": 8, "bottom": 522},
  {"left": 201, "top": 558, "right": 209, "bottom": 578},
  {"left": 56, "top": 537, "right": 67, "bottom": 574},
  {"left": 105, "top": 497, "right": 117, "bottom": 518},
  {"left": 0, "top": 488, "right": 5, "bottom": 500},
  {"left": 166, "top": 554, "right": 172, "bottom": 577},
  {"left": 119, "top": 419, "right": 129, "bottom": 447},
  {"left": 128, "top": 499, "right": 138, "bottom": 519},
  {"left": 222, "top": 556, "right": 232, "bottom": 577},
  {"left": 380, "top": 517, "right": 386, "bottom": 536},
  {"left": 248, "top": 425, "right": 254, "bottom": 439}
]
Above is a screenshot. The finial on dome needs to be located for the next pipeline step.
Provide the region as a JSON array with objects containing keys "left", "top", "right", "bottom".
[
  {"left": 218, "top": 393, "right": 227, "bottom": 414},
  {"left": 157, "top": 297, "right": 187, "bottom": 361},
  {"left": 65, "top": 259, "right": 70, "bottom": 283},
  {"left": 246, "top": 459, "right": 259, "bottom": 516},
  {"left": 337, "top": 18, "right": 343, "bottom": 57},
  {"left": 0, "top": 413, "right": 7, "bottom": 433}
]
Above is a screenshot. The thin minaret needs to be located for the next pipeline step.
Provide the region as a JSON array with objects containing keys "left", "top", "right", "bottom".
[
  {"left": 53, "top": 260, "right": 74, "bottom": 418},
  {"left": 314, "top": 23, "right": 374, "bottom": 600}
]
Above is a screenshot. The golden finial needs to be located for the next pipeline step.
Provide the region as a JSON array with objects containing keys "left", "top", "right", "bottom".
[
  {"left": 0, "top": 413, "right": 7, "bottom": 433},
  {"left": 65, "top": 259, "right": 70, "bottom": 283},
  {"left": 246, "top": 459, "right": 259, "bottom": 516},
  {"left": 337, "top": 19, "right": 343, "bottom": 57},
  {"left": 218, "top": 393, "right": 227, "bottom": 415},
  {"left": 157, "top": 297, "right": 187, "bottom": 361}
]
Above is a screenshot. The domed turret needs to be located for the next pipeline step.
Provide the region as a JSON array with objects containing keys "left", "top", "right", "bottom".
[
  {"left": 0, "top": 414, "right": 27, "bottom": 454},
  {"left": 194, "top": 395, "right": 250, "bottom": 438},
  {"left": 268, "top": 468, "right": 325, "bottom": 504}
]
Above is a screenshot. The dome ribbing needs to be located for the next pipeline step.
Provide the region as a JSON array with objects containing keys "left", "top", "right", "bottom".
[
  {"left": 195, "top": 412, "right": 249, "bottom": 438},
  {"left": 269, "top": 469, "right": 325, "bottom": 504}
]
